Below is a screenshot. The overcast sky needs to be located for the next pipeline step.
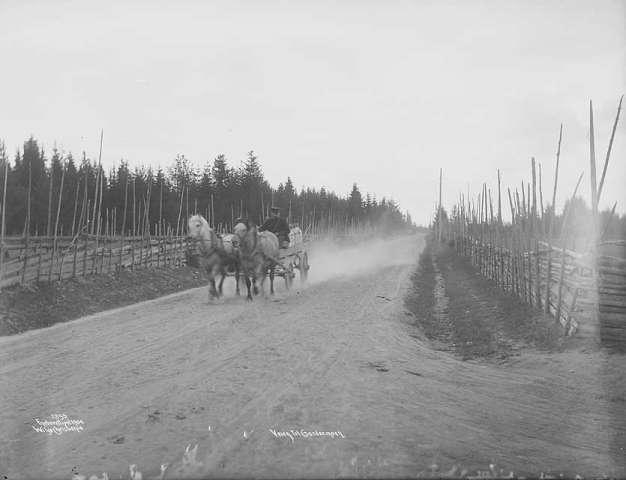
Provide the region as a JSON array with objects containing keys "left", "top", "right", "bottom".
[{"left": 0, "top": 0, "right": 624, "bottom": 224}]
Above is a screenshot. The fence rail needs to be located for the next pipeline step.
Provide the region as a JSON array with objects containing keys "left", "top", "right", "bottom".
[
  {"left": 443, "top": 230, "right": 625, "bottom": 336},
  {"left": 0, "top": 234, "right": 191, "bottom": 289},
  {"left": 0, "top": 220, "right": 387, "bottom": 290}
]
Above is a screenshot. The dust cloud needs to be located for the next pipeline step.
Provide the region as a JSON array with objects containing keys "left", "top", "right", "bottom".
[{"left": 305, "top": 234, "right": 425, "bottom": 285}]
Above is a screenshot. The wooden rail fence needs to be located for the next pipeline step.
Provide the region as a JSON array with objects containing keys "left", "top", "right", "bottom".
[
  {"left": 0, "top": 234, "right": 191, "bottom": 289},
  {"left": 433, "top": 98, "right": 625, "bottom": 343},
  {"left": 438, "top": 225, "right": 625, "bottom": 338}
]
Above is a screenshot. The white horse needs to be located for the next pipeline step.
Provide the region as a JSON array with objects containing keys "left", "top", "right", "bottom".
[{"left": 187, "top": 214, "right": 241, "bottom": 299}]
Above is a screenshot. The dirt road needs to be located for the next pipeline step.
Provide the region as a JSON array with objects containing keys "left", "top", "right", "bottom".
[{"left": 0, "top": 234, "right": 624, "bottom": 479}]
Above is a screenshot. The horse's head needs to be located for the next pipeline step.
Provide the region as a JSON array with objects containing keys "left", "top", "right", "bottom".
[
  {"left": 188, "top": 214, "right": 209, "bottom": 239},
  {"left": 188, "top": 214, "right": 218, "bottom": 253},
  {"left": 233, "top": 220, "right": 259, "bottom": 252},
  {"left": 233, "top": 220, "right": 250, "bottom": 239}
]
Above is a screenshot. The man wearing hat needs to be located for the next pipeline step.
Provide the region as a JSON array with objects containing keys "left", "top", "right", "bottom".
[{"left": 260, "top": 206, "right": 290, "bottom": 248}]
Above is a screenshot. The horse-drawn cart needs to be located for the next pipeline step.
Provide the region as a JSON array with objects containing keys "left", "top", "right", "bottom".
[
  {"left": 272, "top": 244, "right": 310, "bottom": 289},
  {"left": 184, "top": 219, "right": 310, "bottom": 296}
]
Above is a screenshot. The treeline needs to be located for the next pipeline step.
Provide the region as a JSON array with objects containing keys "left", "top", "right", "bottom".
[
  {"left": 0, "top": 137, "right": 413, "bottom": 237},
  {"left": 554, "top": 197, "right": 626, "bottom": 246}
]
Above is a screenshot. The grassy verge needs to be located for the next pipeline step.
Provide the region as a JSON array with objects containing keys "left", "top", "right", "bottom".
[
  {"left": 0, "top": 266, "right": 208, "bottom": 336},
  {"left": 405, "top": 238, "right": 567, "bottom": 361}
]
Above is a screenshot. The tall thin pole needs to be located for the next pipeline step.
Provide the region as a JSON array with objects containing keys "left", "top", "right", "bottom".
[
  {"left": 538, "top": 162, "right": 544, "bottom": 233},
  {"left": 497, "top": 169, "right": 502, "bottom": 225},
  {"left": 91, "top": 169, "right": 100, "bottom": 235},
  {"left": 588, "top": 101, "right": 600, "bottom": 326},
  {"left": 597, "top": 95, "right": 623, "bottom": 202},
  {"left": 175, "top": 183, "right": 183, "bottom": 237},
  {"left": 50, "top": 160, "right": 65, "bottom": 281},
  {"left": 119, "top": 175, "right": 129, "bottom": 268},
  {"left": 71, "top": 177, "right": 80, "bottom": 238},
  {"left": 144, "top": 175, "right": 152, "bottom": 237},
  {"left": 21, "top": 153, "right": 32, "bottom": 284},
  {"left": 159, "top": 176, "right": 163, "bottom": 236},
  {"left": 211, "top": 193, "right": 215, "bottom": 229},
  {"left": 589, "top": 101, "right": 598, "bottom": 234},
  {"left": 96, "top": 130, "right": 104, "bottom": 226},
  {"left": 92, "top": 163, "right": 104, "bottom": 273},
  {"left": 556, "top": 172, "right": 584, "bottom": 323},
  {"left": 545, "top": 124, "right": 562, "bottom": 313},
  {"left": 47, "top": 161, "right": 54, "bottom": 237},
  {"left": 528, "top": 157, "right": 537, "bottom": 233},
  {"left": 438, "top": 168, "right": 442, "bottom": 242},
  {"left": 0, "top": 144, "right": 8, "bottom": 283},
  {"left": 185, "top": 184, "right": 189, "bottom": 228},
  {"left": 132, "top": 177, "right": 136, "bottom": 268}
]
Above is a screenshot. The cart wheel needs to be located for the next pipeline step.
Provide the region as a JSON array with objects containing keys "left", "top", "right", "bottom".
[{"left": 300, "top": 252, "right": 309, "bottom": 283}]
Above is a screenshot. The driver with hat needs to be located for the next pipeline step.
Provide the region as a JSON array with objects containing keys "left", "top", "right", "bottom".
[{"left": 259, "top": 206, "right": 290, "bottom": 248}]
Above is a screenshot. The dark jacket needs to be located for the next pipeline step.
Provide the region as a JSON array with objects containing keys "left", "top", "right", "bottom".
[{"left": 260, "top": 216, "right": 290, "bottom": 243}]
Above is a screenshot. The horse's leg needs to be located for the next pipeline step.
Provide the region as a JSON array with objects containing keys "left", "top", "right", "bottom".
[
  {"left": 256, "top": 262, "right": 268, "bottom": 298},
  {"left": 218, "top": 269, "right": 226, "bottom": 297},
  {"left": 235, "top": 263, "right": 241, "bottom": 296},
  {"left": 208, "top": 262, "right": 220, "bottom": 299},
  {"left": 210, "top": 278, "right": 219, "bottom": 298},
  {"left": 208, "top": 274, "right": 218, "bottom": 299},
  {"left": 269, "top": 263, "right": 275, "bottom": 295},
  {"left": 245, "top": 275, "right": 252, "bottom": 301},
  {"left": 252, "top": 273, "right": 259, "bottom": 296}
]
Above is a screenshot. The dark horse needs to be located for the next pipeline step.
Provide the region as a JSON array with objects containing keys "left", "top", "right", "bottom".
[{"left": 233, "top": 220, "right": 280, "bottom": 300}]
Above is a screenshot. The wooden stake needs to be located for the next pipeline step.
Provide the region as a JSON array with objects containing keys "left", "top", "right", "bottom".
[
  {"left": 94, "top": 130, "right": 104, "bottom": 234},
  {"left": 597, "top": 95, "right": 623, "bottom": 202},
  {"left": 82, "top": 199, "right": 90, "bottom": 276},
  {"left": 528, "top": 157, "right": 537, "bottom": 234},
  {"left": 211, "top": 193, "right": 215, "bottom": 229},
  {"left": 185, "top": 183, "right": 189, "bottom": 230},
  {"left": 93, "top": 166, "right": 103, "bottom": 274},
  {"left": 0, "top": 144, "right": 8, "bottom": 284},
  {"left": 47, "top": 160, "right": 54, "bottom": 237},
  {"left": 72, "top": 240, "right": 78, "bottom": 278},
  {"left": 507, "top": 188, "right": 515, "bottom": 225},
  {"left": 132, "top": 177, "right": 136, "bottom": 269},
  {"left": 589, "top": 101, "right": 599, "bottom": 242},
  {"left": 497, "top": 169, "right": 502, "bottom": 225},
  {"left": 556, "top": 171, "right": 584, "bottom": 323},
  {"left": 545, "top": 124, "right": 562, "bottom": 313},
  {"left": 91, "top": 167, "right": 99, "bottom": 235},
  {"left": 21, "top": 152, "right": 32, "bottom": 284},
  {"left": 71, "top": 178, "right": 80, "bottom": 238},
  {"left": 538, "top": 162, "right": 544, "bottom": 233},
  {"left": 176, "top": 183, "right": 183, "bottom": 238},
  {"left": 159, "top": 176, "right": 163, "bottom": 236},
  {"left": 438, "top": 168, "right": 442, "bottom": 242},
  {"left": 49, "top": 159, "right": 65, "bottom": 282}
]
